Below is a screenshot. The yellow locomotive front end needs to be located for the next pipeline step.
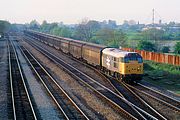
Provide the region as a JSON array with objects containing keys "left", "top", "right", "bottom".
[
  {"left": 102, "top": 48, "right": 143, "bottom": 83},
  {"left": 119, "top": 53, "right": 143, "bottom": 82}
]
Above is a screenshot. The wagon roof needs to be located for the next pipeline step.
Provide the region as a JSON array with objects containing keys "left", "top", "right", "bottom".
[{"left": 102, "top": 48, "right": 137, "bottom": 58}]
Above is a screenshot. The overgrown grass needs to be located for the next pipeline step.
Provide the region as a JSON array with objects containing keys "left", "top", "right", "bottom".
[
  {"left": 144, "top": 61, "right": 180, "bottom": 74},
  {"left": 143, "top": 60, "right": 180, "bottom": 94}
]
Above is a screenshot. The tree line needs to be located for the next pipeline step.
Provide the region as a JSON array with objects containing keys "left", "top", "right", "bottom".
[
  {"left": 1, "top": 19, "right": 179, "bottom": 54},
  {"left": 29, "top": 19, "right": 127, "bottom": 48},
  {"left": 0, "top": 20, "right": 11, "bottom": 36},
  {"left": 28, "top": 19, "right": 180, "bottom": 54}
]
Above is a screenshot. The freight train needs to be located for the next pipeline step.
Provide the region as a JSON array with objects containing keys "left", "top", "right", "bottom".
[{"left": 24, "top": 30, "right": 143, "bottom": 83}]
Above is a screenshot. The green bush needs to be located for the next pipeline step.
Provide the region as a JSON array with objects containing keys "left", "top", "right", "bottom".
[
  {"left": 161, "top": 46, "right": 170, "bottom": 53},
  {"left": 174, "top": 42, "right": 180, "bottom": 54},
  {"left": 137, "top": 40, "right": 156, "bottom": 51}
]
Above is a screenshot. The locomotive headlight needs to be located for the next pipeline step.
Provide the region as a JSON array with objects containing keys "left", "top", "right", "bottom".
[{"left": 137, "top": 67, "right": 140, "bottom": 71}]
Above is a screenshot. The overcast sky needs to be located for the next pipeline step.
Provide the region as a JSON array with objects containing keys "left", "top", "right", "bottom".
[{"left": 0, "top": 0, "right": 179, "bottom": 24}]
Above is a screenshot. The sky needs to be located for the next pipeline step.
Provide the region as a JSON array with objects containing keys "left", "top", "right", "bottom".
[{"left": 0, "top": 0, "right": 179, "bottom": 24}]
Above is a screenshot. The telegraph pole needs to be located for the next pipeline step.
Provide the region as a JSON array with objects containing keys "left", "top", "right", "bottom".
[
  {"left": 152, "top": 8, "right": 156, "bottom": 44},
  {"left": 152, "top": 9, "right": 155, "bottom": 27}
]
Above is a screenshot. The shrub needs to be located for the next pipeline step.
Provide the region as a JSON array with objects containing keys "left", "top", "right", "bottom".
[
  {"left": 161, "top": 46, "right": 170, "bottom": 53},
  {"left": 137, "top": 40, "right": 156, "bottom": 52},
  {"left": 174, "top": 42, "right": 180, "bottom": 54}
]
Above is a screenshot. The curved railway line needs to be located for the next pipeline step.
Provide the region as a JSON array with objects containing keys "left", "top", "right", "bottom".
[
  {"left": 108, "top": 77, "right": 167, "bottom": 120},
  {"left": 62, "top": 46, "right": 168, "bottom": 120},
  {"left": 2, "top": 30, "right": 179, "bottom": 120},
  {"left": 127, "top": 83, "right": 180, "bottom": 112},
  {"left": 23, "top": 36, "right": 169, "bottom": 120},
  {"left": 18, "top": 43, "right": 89, "bottom": 120},
  {"left": 58, "top": 46, "right": 173, "bottom": 120},
  {"left": 30, "top": 34, "right": 169, "bottom": 119},
  {"left": 7, "top": 36, "right": 37, "bottom": 120}
]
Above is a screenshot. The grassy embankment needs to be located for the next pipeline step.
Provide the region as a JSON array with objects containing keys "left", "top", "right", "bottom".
[{"left": 143, "top": 60, "right": 180, "bottom": 95}]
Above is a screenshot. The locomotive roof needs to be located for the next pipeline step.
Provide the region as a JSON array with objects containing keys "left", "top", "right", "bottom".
[{"left": 102, "top": 48, "right": 137, "bottom": 58}]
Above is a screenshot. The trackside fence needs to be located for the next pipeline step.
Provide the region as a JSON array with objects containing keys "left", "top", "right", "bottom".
[{"left": 122, "top": 48, "right": 180, "bottom": 66}]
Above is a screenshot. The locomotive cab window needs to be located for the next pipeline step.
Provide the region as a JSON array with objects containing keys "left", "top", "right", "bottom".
[
  {"left": 137, "top": 57, "right": 143, "bottom": 63},
  {"left": 124, "top": 57, "right": 129, "bottom": 63},
  {"left": 121, "top": 53, "right": 143, "bottom": 63}
]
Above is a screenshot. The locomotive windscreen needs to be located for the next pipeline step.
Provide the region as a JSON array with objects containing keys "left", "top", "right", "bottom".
[{"left": 123, "top": 53, "right": 143, "bottom": 63}]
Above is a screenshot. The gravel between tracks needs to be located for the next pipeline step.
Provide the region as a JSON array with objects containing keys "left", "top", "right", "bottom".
[
  {"left": 14, "top": 40, "right": 61, "bottom": 120},
  {"left": 30, "top": 39, "right": 118, "bottom": 94},
  {"left": 21, "top": 39, "right": 125, "bottom": 119},
  {"left": 135, "top": 90, "right": 180, "bottom": 120},
  {"left": 141, "top": 80, "right": 180, "bottom": 101},
  {"left": 0, "top": 39, "right": 8, "bottom": 119}
]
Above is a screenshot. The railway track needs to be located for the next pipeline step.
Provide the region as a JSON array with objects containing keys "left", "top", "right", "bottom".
[
  {"left": 42, "top": 36, "right": 168, "bottom": 119},
  {"left": 24, "top": 36, "right": 165, "bottom": 120},
  {"left": 7, "top": 35, "right": 37, "bottom": 120},
  {"left": 68, "top": 53, "right": 168, "bottom": 120},
  {"left": 60, "top": 49, "right": 124, "bottom": 97},
  {"left": 34, "top": 37, "right": 124, "bottom": 98},
  {"left": 65, "top": 50, "right": 170, "bottom": 120},
  {"left": 17, "top": 42, "right": 89, "bottom": 120},
  {"left": 26, "top": 35, "right": 170, "bottom": 119},
  {"left": 108, "top": 77, "right": 168, "bottom": 120},
  {"left": 62, "top": 49, "right": 169, "bottom": 120},
  {"left": 127, "top": 83, "right": 180, "bottom": 112}
]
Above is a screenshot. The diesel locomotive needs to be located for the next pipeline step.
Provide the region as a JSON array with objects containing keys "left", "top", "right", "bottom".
[{"left": 24, "top": 30, "right": 143, "bottom": 83}]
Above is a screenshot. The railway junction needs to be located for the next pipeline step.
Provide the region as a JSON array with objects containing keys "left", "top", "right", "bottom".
[{"left": 0, "top": 31, "right": 180, "bottom": 120}]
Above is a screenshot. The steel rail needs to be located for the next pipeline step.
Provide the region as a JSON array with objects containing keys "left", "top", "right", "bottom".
[
  {"left": 26, "top": 34, "right": 168, "bottom": 120},
  {"left": 19, "top": 44, "right": 69, "bottom": 120},
  {"left": 46, "top": 40, "right": 167, "bottom": 120},
  {"left": 7, "top": 36, "right": 16, "bottom": 120},
  {"left": 19, "top": 43, "right": 89, "bottom": 120},
  {"left": 122, "top": 82, "right": 167, "bottom": 120},
  {"left": 8, "top": 36, "right": 37, "bottom": 120},
  {"left": 24, "top": 37, "right": 161, "bottom": 120},
  {"left": 101, "top": 74, "right": 166, "bottom": 120},
  {"left": 58, "top": 49, "right": 124, "bottom": 97},
  {"left": 138, "top": 83, "right": 180, "bottom": 108},
  {"left": 134, "top": 83, "right": 180, "bottom": 112}
]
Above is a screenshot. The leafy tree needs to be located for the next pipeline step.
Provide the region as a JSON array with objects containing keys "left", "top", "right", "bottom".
[
  {"left": 141, "top": 28, "right": 164, "bottom": 41},
  {"left": 59, "top": 27, "right": 72, "bottom": 38},
  {"left": 40, "top": 20, "right": 49, "bottom": 32},
  {"left": 137, "top": 40, "right": 156, "bottom": 51},
  {"left": 50, "top": 26, "right": 72, "bottom": 38},
  {"left": 50, "top": 26, "right": 62, "bottom": 36},
  {"left": 40, "top": 21, "right": 59, "bottom": 34},
  {"left": 161, "top": 46, "right": 170, "bottom": 53},
  {"left": 29, "top": 20, "right": 40, "bottom": 30},
  {"left": 0, "top": 20, "right": 11, "bottom": 35},
  {"left": 73, "top": 19, "right": 101, "bottom": 41},
  {"left": 73, "top": 19, "right": 91, "bottom": 41},
  {"left": 174, "top": 42, "right": 180, "bottom": 54},
  {"left": 95, "top": 28, "right": 127, "bottom": 47},
  {"left": 87, "top": 20, "right": 101, "bottom": 32}
]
